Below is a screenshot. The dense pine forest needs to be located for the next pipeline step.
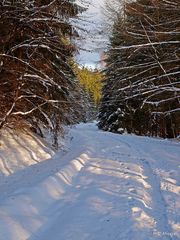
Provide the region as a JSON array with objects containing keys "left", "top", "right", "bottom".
[
  {"left": 98, "top": 0, "right": 180, "bottom": 138},
  {"left": 74, "top": 65, "right": 102, "bottom": 106},
  {"left": 0, "top": 0, "right": 179, "bottom": 140},
  {"left": 0, "top": 0, "right": 89, "bottom": 146}
]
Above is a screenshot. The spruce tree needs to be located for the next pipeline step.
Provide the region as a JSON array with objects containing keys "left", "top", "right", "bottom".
[
  {"left": 99, "top": 0, "right": 180, "bottom": 138},
  {"left": 0, "top": 0, "right": 86, "bottom": 145}
]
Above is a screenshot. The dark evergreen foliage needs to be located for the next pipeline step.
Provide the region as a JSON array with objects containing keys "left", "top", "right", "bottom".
[
  {"left": 0, "top": 0, "right": 86, "bottom": 145},
  {"left": 99, "top": 0, "right": 180, "bottom": 138}
]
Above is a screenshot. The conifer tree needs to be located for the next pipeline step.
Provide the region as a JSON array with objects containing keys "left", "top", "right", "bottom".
[
  {"left": 99, "top": 0, "right": 180, "bottom": 138},
  {"left": 74, "top": 65, "right": 102, "bottom": 106},
  {"left": 0, "top": 0, "right": 86, "bottom": 144}
]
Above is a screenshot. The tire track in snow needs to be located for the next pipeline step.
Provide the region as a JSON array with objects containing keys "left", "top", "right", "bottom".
[
  {"left": 106, "top": 135, "right": 175, "bottom": 240},
  {"left": 139, "top": 158, "right": 175, "bottom": 240},
  {"left": 0, "top": 123, "right": 179, "bottom": 240}
]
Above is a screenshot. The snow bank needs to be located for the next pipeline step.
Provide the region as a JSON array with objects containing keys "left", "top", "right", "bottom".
[{"left": 0, "top": 129, "right": 54, "bottom": 178}]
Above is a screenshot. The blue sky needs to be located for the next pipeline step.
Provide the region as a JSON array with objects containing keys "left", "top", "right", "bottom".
[{"left": 75, "top": 0, "right": 107, "bottom": 68}]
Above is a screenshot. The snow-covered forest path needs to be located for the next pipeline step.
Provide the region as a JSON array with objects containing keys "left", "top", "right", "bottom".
[{"left": 0, "top": 123, "right": 179, "bottom": 240}]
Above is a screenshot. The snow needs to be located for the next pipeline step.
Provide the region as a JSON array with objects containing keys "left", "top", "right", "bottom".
[
  {"left": 0, "top": 129, "right": 54, "bottom": 177},
  {"left": 0, "top": 123, "right": 179, "bottom": 240}
]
